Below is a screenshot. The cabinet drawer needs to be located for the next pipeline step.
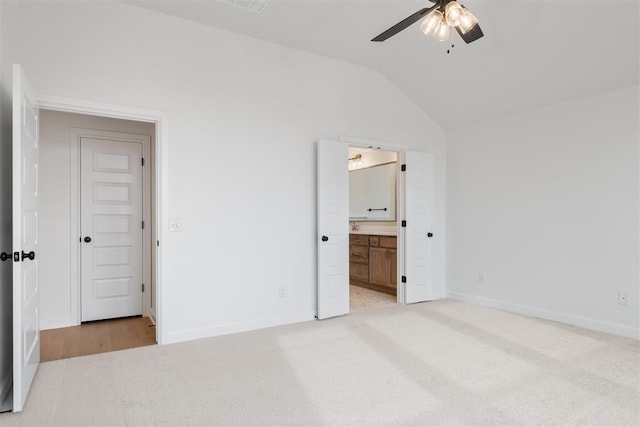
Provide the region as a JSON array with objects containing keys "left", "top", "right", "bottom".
[
  {"left": 350, "top": 262, "right": 369, "bottom": 282},
  {"left": 369, "top": 236, "right": 379, "bottom": 247},
  {"left": 349, "top": 234, "right": 369, "bottom": 246},
  {"left": 379, "top": 236, "right": 397, "bottom": 249},
  {"left": 349, "top": 244, "right": 369, "bottom": 263}
]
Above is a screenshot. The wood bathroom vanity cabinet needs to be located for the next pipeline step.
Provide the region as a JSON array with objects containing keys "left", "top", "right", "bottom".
[{"left": 349, "top": 234, "right": 397, "bottom": 296}]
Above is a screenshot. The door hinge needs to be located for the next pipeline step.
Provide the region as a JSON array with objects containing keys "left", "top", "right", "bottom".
[
  {"left": 401, "top": 220, "right": 406, "bottom": 227},
  {"left": 142, "top": 283, "right": 145, "bottom": 293},
  {"left": 401, "top": 164, "right": 406, "bottom": 172},
  {"left": 157, "top": 240, "right": 160, "bottom": 247},
  {"left": 141, "top": 157, "right": 145, "bottom": 166},
  {"left": 142, "top": 221, "right": 145, "bottom": 230},
  {"left": 401, "top": 276, "right": 407, "bottom": 283}
]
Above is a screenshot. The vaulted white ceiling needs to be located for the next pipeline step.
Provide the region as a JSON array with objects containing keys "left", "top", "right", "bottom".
[{"left": 123, "top": 0, "right": 639, "bottom": 130}]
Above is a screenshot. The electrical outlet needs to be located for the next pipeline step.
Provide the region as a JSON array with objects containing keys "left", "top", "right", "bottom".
[
  {"left": 618, "top": 292, "right": 629, "bottom": 306},
  {"left": 279, "top": 286, "right": 287, "bottom": 298},
  {"left": 477, "top": 272, "right": 486, "bottom": 284}
]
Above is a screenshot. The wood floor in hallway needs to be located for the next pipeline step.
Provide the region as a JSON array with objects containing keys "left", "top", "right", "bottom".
[{"left": 40, "top": 316, "right": 156, "bottom": 362}]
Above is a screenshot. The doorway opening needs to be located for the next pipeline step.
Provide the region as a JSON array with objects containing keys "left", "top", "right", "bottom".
[
  {"left": 317, "top": 138, "right": 435, "bottom": 320},
  {"left": 347, "top": 145, "right": 401, "bottom": 313},
  {"left": 38, "top": 109, "right": 159, "bottom": 359}
]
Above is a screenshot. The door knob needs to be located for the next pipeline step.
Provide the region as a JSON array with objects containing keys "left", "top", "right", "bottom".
[
  {"left": 0, "top": 252, "right": 12, "bottom": 262},
  {"left": 84, "top": 236, "right": 92, "bottom": 243},
  {"left": 427, "top": 232, "right": 433, "bottom": 238},
  {"left": 321, "top": 236, "right": 329, "bottom": 242},
  {"left": 21, "top": 251, "right": 35, "bottom": 261}
]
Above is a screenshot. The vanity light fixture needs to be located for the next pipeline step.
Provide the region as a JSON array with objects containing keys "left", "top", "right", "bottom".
[{"left": 349, "top": 154, "right": 363, "bottom": 168}]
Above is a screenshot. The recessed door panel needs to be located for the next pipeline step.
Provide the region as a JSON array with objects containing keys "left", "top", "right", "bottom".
[
  {"left": 95, "top": 152, "right": 131, "bottom": 172},
  {"left": 94, "top": 246, "right": 131, "bottom": 267},
  {"left": 94, "top": 183, "right": 131, "bottom": 204},
  {"left": 94, "top": 277, "right": 132, "bottom": 299},
  {"left": 94, "top": 214, "right": 131, "bottom": 234}
]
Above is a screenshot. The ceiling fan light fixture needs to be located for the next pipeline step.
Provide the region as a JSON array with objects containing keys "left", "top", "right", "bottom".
[
  {"left": 420, "top": 9, "right": 443, "bottom": 36},
  {"left": 457, "top": 8, "right": 478, "bottom": 34},
  {"left": 445, "top": 1, "right": 465, "bottom": 27},
  {"left": 370, "top": 1, "right": 483, "bottom": 44}
]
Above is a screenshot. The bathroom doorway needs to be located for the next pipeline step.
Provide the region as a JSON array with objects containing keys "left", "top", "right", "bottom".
[{"left": 347, "top": 146, "right": 400, "bottom": 313}]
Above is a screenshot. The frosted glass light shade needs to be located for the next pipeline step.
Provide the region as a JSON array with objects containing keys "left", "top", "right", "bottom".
[
  {"left": 458, "top": 8, "right": 478, "bottom": 34},
  {"left": 435, "top": 21, "right": 452, "bottom": 41},
  {"left": 445, "top": 1, "right": 465, "bottom": 27},
  {"left": 420, "top": 10, "right": 443, "bottom": 36}
]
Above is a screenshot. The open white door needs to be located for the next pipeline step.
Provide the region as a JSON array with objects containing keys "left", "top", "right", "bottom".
[
  {"left": 404, "top": 151, "right": 434, "bottom": 304},
  {"left": 317, "top": 139, "right": 349, "bottom": 319},
  {"left": 12, "top": 64, "right": 40, "bottom": 412}
]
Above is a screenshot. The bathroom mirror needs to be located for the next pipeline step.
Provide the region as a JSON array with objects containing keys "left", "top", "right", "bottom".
[{"left": 349, "top": 162, "right": 396, "bottom": 221}]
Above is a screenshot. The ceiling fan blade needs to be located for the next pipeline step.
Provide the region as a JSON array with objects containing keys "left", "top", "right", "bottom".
[
  {"left": 455, "top": 22, "right": 484, "bottom": 44},
  {"left": 371, "top": 5, "right": 438, "bottom": 42}
]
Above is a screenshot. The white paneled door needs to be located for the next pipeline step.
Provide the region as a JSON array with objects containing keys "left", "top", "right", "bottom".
[
  {"left": 81, "top": 138, "right": 143, "bottom": 322},
  {"left": 404, "top": 151, "right": 435, "bottom": 303},
  {"left": 317, "top": 140, "right": 349, "bottom": 319},
  {"left": 12, "top": 64, "right": 40, "bottom": 413}
]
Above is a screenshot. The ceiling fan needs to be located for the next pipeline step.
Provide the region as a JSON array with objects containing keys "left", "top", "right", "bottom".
[{"left": 372, "top": 0, "right": 483, "bottom": 44}]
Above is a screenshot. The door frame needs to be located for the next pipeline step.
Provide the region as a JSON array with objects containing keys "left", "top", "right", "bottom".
[
  {"left": 71, "top": 128, "right": 152, "bottom": 323},
  {"left": 340, "top": 136, "right": 408, "bottom": 304},
  {"left": 37, "top": 94, "right": 168, "bottom": 345}
]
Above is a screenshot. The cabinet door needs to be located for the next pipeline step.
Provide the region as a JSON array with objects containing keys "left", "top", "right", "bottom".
[
  {"left": 349, "top": 244, "right": 369, "bottom": 264},
  {"left": 350, "top": 262, "right": 369, "bottom": 282},
  {"left": 369, "top": 247, "right": 389, "bottom": 286},
  {"left": 370, "top": 247, "right": 397, "bottom": 288}
]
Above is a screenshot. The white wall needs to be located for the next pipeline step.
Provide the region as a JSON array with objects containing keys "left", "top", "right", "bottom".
[
  {"left": 0, "top": 0, "right": 14, "bottom": 406},
  {"left": 447, "top": 86, "right": 640, "bottom": 338},
  {"left": 38, "top": 110, "right": 154, "bottom": 330},
  {"left": 1, "top": 1, "right": 446, "bottom": 344}
]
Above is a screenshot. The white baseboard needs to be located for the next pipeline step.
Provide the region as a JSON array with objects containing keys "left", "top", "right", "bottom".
[
  {"left": 447, "top": 291, "right": 639, "bottom": 340},
  {"left": 165, "top": 311, "right": 316, "bottom": 345},
  {"left": 40, "top": 318, "right": 78, "bottom": 331}
]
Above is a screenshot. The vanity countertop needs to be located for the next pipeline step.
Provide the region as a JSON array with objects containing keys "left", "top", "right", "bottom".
[{"left": 349, "top": 230, "right": 397, "bottom": 236}]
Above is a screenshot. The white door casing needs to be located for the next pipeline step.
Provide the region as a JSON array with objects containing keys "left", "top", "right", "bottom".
[
  {"left": 12, "top": 64, "right": 40, "bottom": 413},
  {"left": 81, "top": 138, "right": 143, "bottom": 322},
  {"left": 317, "top": 139, "right": 349, "bottom": 319},
  {"left": 404, "top": 151, "right": 435, "bottom": 303}
]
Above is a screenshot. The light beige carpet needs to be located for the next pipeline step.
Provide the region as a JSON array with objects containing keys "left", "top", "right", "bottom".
[{"left": 1, "top": 299, "right": 638, "bottom": 426}]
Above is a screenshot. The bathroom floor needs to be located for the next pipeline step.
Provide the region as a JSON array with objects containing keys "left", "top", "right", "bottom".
[{"left": 350, "top": 285, "right": 396, "bottom": 313}]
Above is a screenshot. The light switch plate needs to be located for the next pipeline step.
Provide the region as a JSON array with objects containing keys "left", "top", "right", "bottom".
[{"left": 169, "top": 219, "right": 183, "bottom": 232}]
